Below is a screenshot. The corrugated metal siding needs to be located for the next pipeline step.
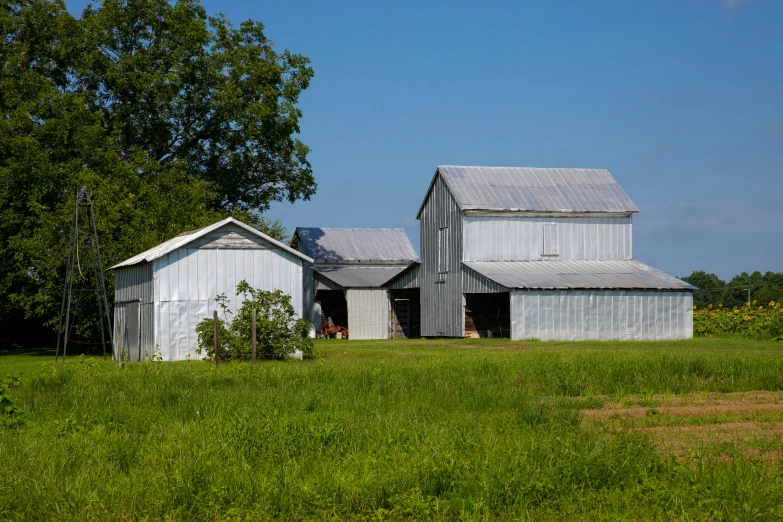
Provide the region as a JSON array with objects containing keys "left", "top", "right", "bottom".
[
  {"left": 295, "top": 227, "right": 418, "bottom": 262},
  {"left": 155, "top": 300, "right": 209, "bottom": 361},
  {"left": 462, "top": 264, "right": 508, "bottom": 293},
  {"left": 510, "top": 290, "right": 693, "bottom": 341},
  {"left": 463, "top": 216, "right": 632, "bottom": 261},
  {"left": 152, "top": 247, "right": 305, "bottom": 361},
  {"left": 420, "top": 173, "right": 464, "bottom": 336},
  {"left": 114, "top": 262, "right": 154, "bottom": 304},
  {"left": 385, "top": 263, "right": 420, "bottom": 289},
  {"left": 113, "top": 304, "right": 124, "bottom": 361},
  {"left": 112, "top": 302, "right": 155, "bottom": 360},
  {"left": 464, "top": 260, "right": 695, "bottom": 291},
  {"left": 141, "top": 303, "right": 154, "bottom": 357},
  {"left": 436, "top": 166, "right": 639, "bottom": 213},
  {"left": 346, "top": 289, "right": 389, "bottom": 339}
]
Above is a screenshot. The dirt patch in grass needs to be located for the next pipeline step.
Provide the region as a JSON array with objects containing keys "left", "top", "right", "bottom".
[
  {"left": 648, "top": 421, "right": 783, "bottom": 462},
  {"left": 581, "top": 391, "right": 783, "bottom": 419},
  {"left": 581, "top": 391, "right": 783, "bottom": 462},
  {"left": 581, "top": 402, "right": 783, "bottom": 420},
  {"left": 647, "top": 421, "right": 783, "bottom": 440}
]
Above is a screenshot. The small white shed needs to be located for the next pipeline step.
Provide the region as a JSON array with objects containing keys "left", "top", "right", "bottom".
[{"left": 111, "top": 217, "right": 315, "bottom": 361}]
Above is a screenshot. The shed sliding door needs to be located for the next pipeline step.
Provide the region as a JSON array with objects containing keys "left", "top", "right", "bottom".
[{"left": 114, "top": 301, "right": 142, "bottom": 361}]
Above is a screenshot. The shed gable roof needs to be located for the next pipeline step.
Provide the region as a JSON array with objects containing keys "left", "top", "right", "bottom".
[
  {"left": 111, "top": 217, "right": 312, "bottom": 269},
  {"left": 417, "top": 166, "right": 639, "bottom": 217},
  {"left": 294, "top": 227, "right": 418, "bottom": 262}
]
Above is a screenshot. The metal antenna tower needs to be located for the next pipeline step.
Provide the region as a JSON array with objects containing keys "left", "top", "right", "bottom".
[{"left": 55, "top": 187, "right": 114, "bottom": 363}]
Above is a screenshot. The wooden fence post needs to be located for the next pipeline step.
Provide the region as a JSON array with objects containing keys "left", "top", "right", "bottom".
[
  {"left": 213, "top": 310, "right": 221, "bottom": 364},
  {"left": 252, "top": 308, "right": 257, "bottom": 364}
]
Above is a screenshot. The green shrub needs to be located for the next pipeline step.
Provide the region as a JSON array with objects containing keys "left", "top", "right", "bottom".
[{"left": 196, "top": 280, "right": 313, "bottom": 360}]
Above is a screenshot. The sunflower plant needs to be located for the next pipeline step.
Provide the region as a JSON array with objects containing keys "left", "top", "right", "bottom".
[{"left": 694, "top": 300, "right": 783, "bottom": 338}]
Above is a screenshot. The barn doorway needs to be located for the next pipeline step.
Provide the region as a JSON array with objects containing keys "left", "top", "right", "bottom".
[
  {"left": 315, "top": 289, "right": 348, "bottom": 334},
  {"left": 389, "top": 289, "right": 421, "bottom": 338},
  {"left": 464, "top": 293, "right": 511, "bottom": 338}
]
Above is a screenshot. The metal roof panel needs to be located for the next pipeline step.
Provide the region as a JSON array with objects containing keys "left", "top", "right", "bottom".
[
  {"left": 435, "top": 166, "right": 639, "bottom": 213},
  {"left": 295, "top": 228, "right": 418, "bottom": 262},
  {"left": 463, "top": 260, "right": 695, "bottom": 291},
  {"left": 313, "top": 264, "right": 411, "bottom": 288}
]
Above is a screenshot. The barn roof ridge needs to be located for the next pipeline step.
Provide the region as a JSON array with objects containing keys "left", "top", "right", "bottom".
[
  {"left": 416, "top": 166, "right": 639, "bottom": 218},
  {"left": 111, "top": 217, "right": 313, "bottom": 269}
]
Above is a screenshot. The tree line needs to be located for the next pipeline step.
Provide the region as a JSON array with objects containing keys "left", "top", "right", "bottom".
[
  {"left": 1, "top": 0, "right": 316, "bottom": 348},
  {"left": 681, "top": 271, "right": 783, "bottom": 309}
]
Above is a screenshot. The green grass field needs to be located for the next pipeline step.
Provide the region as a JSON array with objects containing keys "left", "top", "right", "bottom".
[{"left": 2, "top": 338, "right": 783, "bottom": 521}]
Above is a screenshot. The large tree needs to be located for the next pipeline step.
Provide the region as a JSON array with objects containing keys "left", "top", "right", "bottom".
[{"left": 0, "top": 0, "right": 315, "bottom": 346}]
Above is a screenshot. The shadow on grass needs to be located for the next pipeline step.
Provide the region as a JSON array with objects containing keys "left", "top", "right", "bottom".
[{"left": 0, "top": 346, "right": 106, "bottom": 357}]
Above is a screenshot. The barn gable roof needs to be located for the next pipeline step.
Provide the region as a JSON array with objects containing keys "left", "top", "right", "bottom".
[
  {"left": 417, "top": 166, "right": 639, "bottom": 217},
  {"left": 111, "top": 217, "right": 313, "bottom": 269},
  {"left": 294, "top": 227, "right": 418, "bottom": 263},
  {"left": 463, "top": 260, "right": 694, "bottom": 291}
]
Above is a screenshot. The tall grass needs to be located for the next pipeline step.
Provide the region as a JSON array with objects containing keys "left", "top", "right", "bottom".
[{"left": 1, "top": 339, "right": 783, "bottom": 520}]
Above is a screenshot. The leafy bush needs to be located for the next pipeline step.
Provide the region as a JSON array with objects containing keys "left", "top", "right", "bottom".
[
  {"left": 694, "top": 300, "right": 783, "bottom": 338},
  {"left": 196, "top": 281, "right": 313, "bottom": 360},
  {"left": 1, "top": 374, "right": 26, "bottom": 429}
]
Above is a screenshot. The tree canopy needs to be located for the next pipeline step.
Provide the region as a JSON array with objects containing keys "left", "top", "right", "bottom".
[
  {"left": 681, "top": 270, "right": 783, "bottom": 309},
  {"left": 0, "top": 0, "right": 315, "bottom": 346}
]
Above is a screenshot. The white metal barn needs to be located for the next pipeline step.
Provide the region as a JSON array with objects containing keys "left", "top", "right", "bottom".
[
  {"left": 417, "top": 166, "right": 695, "bottom": 341},
  {"left": 293, "top": 228, "right": 420, "bottom": 340},
  {"left": 111, "top": 217, "right": 315, "bottom": 361}
]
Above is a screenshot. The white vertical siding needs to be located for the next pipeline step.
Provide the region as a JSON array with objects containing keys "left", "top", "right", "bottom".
[
  {"left": 347, "top": 289, "right": 389, "bottom": 340},
  {"left": 510, "top": 290, "right": 692, "bottom": 341},
  {"left": 153, "top": 247, "right": 306, "bottom": 361},
  {"left": 463, "top": 216, "right": 632, "bottom": 261}
]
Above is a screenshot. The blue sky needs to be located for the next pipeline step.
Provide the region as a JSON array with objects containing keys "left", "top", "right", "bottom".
[{"left": 68, "top": 0, "right": 782, "bottom": 280}]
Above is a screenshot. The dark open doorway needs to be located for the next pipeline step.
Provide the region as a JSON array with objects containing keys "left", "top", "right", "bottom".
[
  {"left": 464, "top": 293, "right": 511, "bottom": 338},
  {"left": 389, "top": 289, "right": 421, "bottom": 338},
  {"left": 316, "top": 289, "right": 348, "bottom": 332}
]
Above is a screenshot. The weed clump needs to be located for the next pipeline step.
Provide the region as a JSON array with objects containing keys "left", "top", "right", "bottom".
[{"left": 0, "top": 375, "right": 25, "bottom": 429}]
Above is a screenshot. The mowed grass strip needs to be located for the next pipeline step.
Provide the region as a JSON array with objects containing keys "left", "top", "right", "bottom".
[{"left": 1, "top": 338, "right": 783, "bottom": 520}]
